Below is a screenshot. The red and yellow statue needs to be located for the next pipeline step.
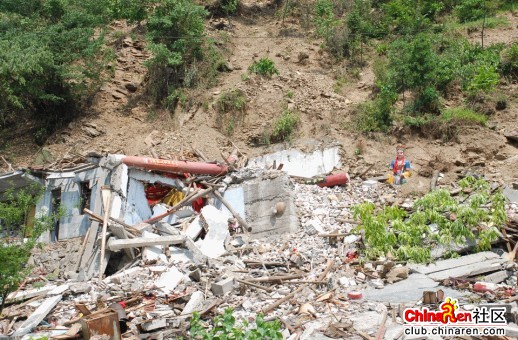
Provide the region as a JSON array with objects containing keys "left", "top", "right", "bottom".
[{"left": 388, "top": 145, "right": 412, "bottom": 185}]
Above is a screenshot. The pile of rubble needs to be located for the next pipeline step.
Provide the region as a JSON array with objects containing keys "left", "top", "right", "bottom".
[{"left": 1, "top": 148, "right": 518, "bottom": 339}]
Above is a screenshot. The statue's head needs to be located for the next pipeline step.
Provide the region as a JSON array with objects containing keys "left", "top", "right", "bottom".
[{"left": 396, "top": 144, "right": 406, "bottom": 158}]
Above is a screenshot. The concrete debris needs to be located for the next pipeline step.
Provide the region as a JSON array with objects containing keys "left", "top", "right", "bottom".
[
  {"left": 1, "top": 149, "right": 517, "bottom": 339},
  {"left": 211, "top": 277, "right": 235, "bottom": 296}
]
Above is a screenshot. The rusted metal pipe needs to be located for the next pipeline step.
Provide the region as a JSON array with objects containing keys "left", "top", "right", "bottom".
[
  {"left": 317, "top": 173, "right": 349, "bottom": 187},
  {"left": 122, "top": 156, "right": 228, "bottom": 175}
]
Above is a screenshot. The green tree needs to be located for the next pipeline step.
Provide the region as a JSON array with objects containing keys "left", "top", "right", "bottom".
[
  {"left": 145, "top": 0, "right": 208, "bottom": 106},
  {"left": 0, "top": 0, "right": 113, "bottom": 142},
  {"left": 0, "top": 185, "right": 58, "bottom": 314}
]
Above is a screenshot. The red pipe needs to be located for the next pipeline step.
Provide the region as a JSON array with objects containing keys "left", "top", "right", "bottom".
[
  {"left": 317, "top": 173, "right": 349, "bottom": 187},
  {"left": 122, "top": 156, "right": 229, "bottom": 175}
]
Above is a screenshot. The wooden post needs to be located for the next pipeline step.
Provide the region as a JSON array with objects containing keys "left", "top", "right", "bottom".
[
  {"left": 99, "top": 185, "right": 112, "bottom": 283},
  {"left": 212, "top": 190, "right": 251, "bottom": 232}
]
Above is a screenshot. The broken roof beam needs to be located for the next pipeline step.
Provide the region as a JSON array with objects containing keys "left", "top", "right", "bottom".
[
  {"left": 122, "top": 156, "right": 228, "bottom": 176},
  {"left": 107, "top": 235, "right": 186, "bottom": 251},
  {"left": 12, "top": 295, "right": 62, "bottom": 336}
]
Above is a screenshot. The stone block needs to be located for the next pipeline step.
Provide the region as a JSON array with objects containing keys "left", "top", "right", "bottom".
[
  {"left": 141, "top": 318, "right": 167, "bottom": 332},
  {"left": 211, "top": 277, "right": 234, "bottom": 296}
]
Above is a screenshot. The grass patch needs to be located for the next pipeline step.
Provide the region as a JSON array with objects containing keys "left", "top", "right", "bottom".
[
  {"left": 267, "top": 110, "right": 299, "bottom": 143},
  {"left": 444, "top": 15, "right": 510, "bottom": 32},
  {"left": 215, "top": 89, "right": 247, "bottom": 136},
  {"left": 403, "top": 107, "right": 487, "bottom": 140},
  {"left": 441, "top": 107, "right": 488, "bottom": 125}
]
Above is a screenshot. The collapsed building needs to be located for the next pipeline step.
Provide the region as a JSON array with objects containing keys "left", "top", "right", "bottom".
[{"left": 1, "top": 145, "right": 518, "bottom": 339}]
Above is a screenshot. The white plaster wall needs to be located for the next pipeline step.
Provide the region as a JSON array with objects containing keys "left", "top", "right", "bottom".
[{"left": 248, "top": 147, "right": 341, "bottom": 178}]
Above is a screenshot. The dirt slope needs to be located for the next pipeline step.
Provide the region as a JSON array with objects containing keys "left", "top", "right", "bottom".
[{"left": 2, "top": 4, "right": 517, "bottom": 191}]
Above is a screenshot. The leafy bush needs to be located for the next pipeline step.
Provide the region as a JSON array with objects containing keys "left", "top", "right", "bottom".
[
  {"left": 190, "top": 308, "right": 282, "bottom": 339},
  {"left": 313, "top": 0, "right": 351, "bottom": 59},
  {"left": 269, "top": 110, "right": 299, "bottom": 142},
  {"left": 454, "top": 0, "right": 497, "bottom": 23},
  {"left": 500, "top": 43, "right": 518, "bottom": 80},
  {"left": 145, "top": 0, "right": 210, "bottom": 105},
  {"left": 111, "top": 0, "right": 150, "bottom": 23},
  {"left": 0, "top": 0, "right": 112, "bottom": 134},
  {"left": 215, "top": 89, "right": 247, "bottom": 136},
  {"left": 353, "top": 177, "right": 505, "bottom": 262},
  {"left": 353, "top": 82, "right": 396, "bottom": 132},
  {"left": 248, "top": 58, "right": 279, "bottom": 78},
  {"left": 467, "top": 64, "right": 500, "bottom": 95}
]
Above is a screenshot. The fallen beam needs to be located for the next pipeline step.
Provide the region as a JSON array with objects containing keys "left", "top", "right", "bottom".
[
  {"left": 107, "top": 235, "right": 185, "bottom": 251},
  {"left": 212, "top": 190, "right": 251, "bottom": 232},
  {"left": 122, "top": 155, "right": 228, "bottom": 175},
  {"left": 13, "top": 295, "right": 62, "bottom": 336}
]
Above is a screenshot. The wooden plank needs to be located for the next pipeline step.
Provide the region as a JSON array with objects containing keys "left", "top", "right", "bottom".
[
  {"left": 6, "top": 285, "right": 57, "bottom": 304},
  {"left": 107, "top": 235, "right": 185, "bottom": 251},
  {"left": 99, "top": 186, "right": 112, "bottom": 283},
  {"left": 75, "top": 303, "right": 92, "bottom": 316},
  {"left": 109, "top": 223, "right": 135, "bottom": 259},
  {"left": 12, "top": 295, "right": 62, "bottom": 336}
]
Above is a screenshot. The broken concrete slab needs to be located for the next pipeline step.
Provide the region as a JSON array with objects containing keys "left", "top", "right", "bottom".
[
  {"left": 13, "top": 295, "right": 62, "bottom": 336},
  {"left": 483, "top": 270, "right": 511, "bottom": 284},
  {"left": 6, "top": 285, "right": 57, "bottom": 303},
  {"left": 197, "top": 205, "right": 230, "bottom": 259},
  {"left": 363, "top": 274, "right": 461, "bottom": 304},
  {"left": 69, "top": 282, "right": 92, "bottom": 294},
  {"left": 141, "top": 318, "right": 167, "bottom": 332},
  {"left": 183, "top": 237, "right": 208, "bottom": 264},
  {"left": 409, "top": 251, "right": 506, "bottom": 281},
  {"left": 215, "top": 187, "right": 246, "bottom": 221},
  {"left": 240, "top": 171, "right": 298, "bottom": 237},
  {"left": 48, "top": 284, "right": 69, "bottom": 296},
  {"left": 105, "top": 267, "right": 143, "bottom": 284},
  {"left": 107, "top": 234, "right": 185, "bottom": 251},
  {"left": 249, "top": 146, "right": 341, "bottom": 178},
  {"left": 151, "top": 203, "right": 190, "bottom": 224},
  {"left": 185, "top": 215, "right": 204, "bottom": 240},
  {"left": 154, "top": 265, "right": 185, "bottom": 294},
  {"left": 504, "top": 185, "right": 518, "bottom": 203},
  {"left": 141, "top": 230, "right": 169, "bottom": 263}
]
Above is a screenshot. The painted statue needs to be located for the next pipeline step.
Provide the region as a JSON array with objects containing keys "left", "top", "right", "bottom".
[{"left": 388, "top": 145, "right": 412, "bottom": 185}]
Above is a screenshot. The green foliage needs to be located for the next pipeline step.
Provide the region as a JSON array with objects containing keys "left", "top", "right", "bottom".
[
  {"left": 270, "top": 110, "right": 299, "bottom": 143},
  {"left": 248, "top": 58, "right": 279, "bottom": 78},
  {"left": 500, "top": 43, "right": 518, "bottom": 80},
  {"left": 145, "top": 0, "right": 213, "bottom": 106},
  {"left": 454, "top": 0, "right": 498, "bottom": 23},
  {"left": 353, "top": 177, "right": 506, "bottom": 263},
  {"left": 0, "top": 184, "right": 60, "bottom": 314},
  {"left": 440, "top": 107, "right": 488, "bottom": 125},
  {"left": 346, "top": 0, "right": 385, "bottom": 39},
  {"left": 353, "top": 83, "right": 396, "bottom": 132},
  {"left": 0, "top": 0, "right": 113, "bottom": 137},
  {"left": 111, "top": 0, "right": 150, "bottom": 23},
  {"left": 215, "top": 89, "right": 247, "bottom": 136},
  {"left": 221, "top": 0, "right": 240, "bottom": 15},
  {"left": 389, "top": 33, "right": 442, "bottom": 113},
  {"left": 467, "top": 64, "right": 500, "bottom": 95},
  {"left": 190, "top": 308, "right": 282, "bottom": 339},
  {"left": 313, "top": 0, "right": 352, "bottom": 59}
]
